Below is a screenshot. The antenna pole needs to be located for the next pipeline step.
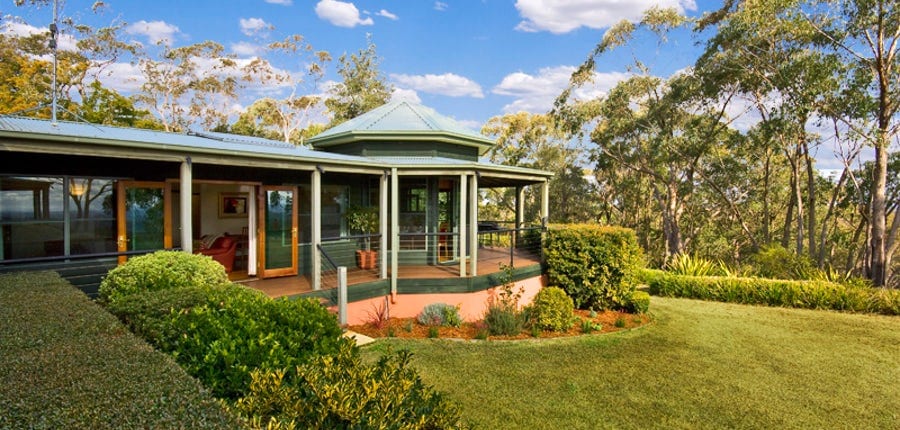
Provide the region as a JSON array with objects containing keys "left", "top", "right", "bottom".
[{"left": 50, "top": 0, "right": 59, "bottom": 123}]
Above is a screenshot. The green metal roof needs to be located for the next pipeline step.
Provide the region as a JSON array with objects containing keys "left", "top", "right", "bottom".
[{"left": 307, "top": 101, "right": 496, "bottom": 155}]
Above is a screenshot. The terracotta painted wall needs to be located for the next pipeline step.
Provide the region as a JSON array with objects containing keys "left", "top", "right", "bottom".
[{"left": 337, "top": 275, "right": 547, "bottom": 326}]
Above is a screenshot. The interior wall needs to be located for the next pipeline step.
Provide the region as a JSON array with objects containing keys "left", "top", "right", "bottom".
[{"left": 198, "top": 183, "right": 252, "bottom": 237}]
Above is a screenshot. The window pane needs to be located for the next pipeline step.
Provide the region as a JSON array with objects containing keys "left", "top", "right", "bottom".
[
  {"left": 69, "top": 178, "right": 116, "bottom": 255},
  {"left": 0, "top": 176, "right": 64, "bottom": 260}
]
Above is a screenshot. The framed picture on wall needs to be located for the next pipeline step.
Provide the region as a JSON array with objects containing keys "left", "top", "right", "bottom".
[{"left": 219, "top": 193, "right": 248, "bottom": 218}]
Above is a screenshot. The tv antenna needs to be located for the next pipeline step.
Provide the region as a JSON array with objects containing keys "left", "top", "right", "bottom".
[{"left": 2, "top": 0, "right": 96, "bottom": 127}]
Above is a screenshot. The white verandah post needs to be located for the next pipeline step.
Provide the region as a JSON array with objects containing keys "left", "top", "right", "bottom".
[
  {"left": 459, "top": 174, "right": 467, "bottom": 277},
  {"left": 312, "top": 167, "right": 322, "bottom": 290},
  {"left": 180, "top": 158, "right": 192, "bottom": 253}
]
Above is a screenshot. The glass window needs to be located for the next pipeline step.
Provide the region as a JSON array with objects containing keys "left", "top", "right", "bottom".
[
  {"left": 68, "top": 178, "right": 117, "bottom": 255},
  {"left": 321, "top": 185, "right": 348, "bottom": 239},
  {"left": 1, "top": 176, "right": 64, "bottom": 260}
]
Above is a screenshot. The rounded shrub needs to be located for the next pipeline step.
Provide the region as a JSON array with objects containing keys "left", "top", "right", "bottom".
[
  {"left": 108, "top": 283, "right": 346, "bottom": 399},
  {"left": 530, "top": 287, "right": 575, "bottom": 331},
  {"left": 750, "top": 244, "right": 814, "bottom": 280},
  {"left": 627, "top": 291, "right": 651, "bottom": 314},
  {"left": 98, "top": 251, "right": 228, "bottom": 304},
  {"left": 417, "top": 303, "right": 462, "bottom": 327},
  {"left": 544, "top": 224, "right": 645, "bottom": 310}
]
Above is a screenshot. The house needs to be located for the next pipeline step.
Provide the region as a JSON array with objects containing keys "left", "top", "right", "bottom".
[{"left": 0, "top": 101, "right": 552, "bottom": 323}]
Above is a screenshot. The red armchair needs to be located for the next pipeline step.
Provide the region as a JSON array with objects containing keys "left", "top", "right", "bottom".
[{"left": 196, "top": 235, "right": 237, "bottom": 273}]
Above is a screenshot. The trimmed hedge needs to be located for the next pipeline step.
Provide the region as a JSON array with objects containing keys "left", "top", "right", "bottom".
[
  {"left": 98, "top": 251, "right": 229, "bottom": 304},
  {"left": 106, "top": 284, "right": 347, "bottom": 400},
  {"left": 0, "top": 271, "right": 239, "bottom": 429},
  {"left": 544, "top": 224, "right": 645, "bottom": 310},
  {"left": 641, "top": 269, "right": 900, "bottom": 315},
  {"left": 232, "top": 342, "right": 466, "bottom": 429}
]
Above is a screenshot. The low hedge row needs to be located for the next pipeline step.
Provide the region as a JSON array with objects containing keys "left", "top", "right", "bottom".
[
  {"left": 0, "top": 271, "right": 239, "bottom": 429},
  {"left": 106, "top": 284, "right": 346, "bottom": 400},
  {"left": 641, "top": 269, "right": 900, "bottom": 315}
]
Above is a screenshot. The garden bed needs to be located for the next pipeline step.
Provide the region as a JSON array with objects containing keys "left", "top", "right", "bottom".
[{"left": 347, "top": 309, "right": 651, "bottom": 340}]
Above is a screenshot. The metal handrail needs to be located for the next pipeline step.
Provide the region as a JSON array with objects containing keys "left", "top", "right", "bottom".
[{"left": 0, "top": 248, "right": 180, "bottom": 266}]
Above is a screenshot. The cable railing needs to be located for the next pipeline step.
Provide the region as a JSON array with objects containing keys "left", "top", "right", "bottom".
[
  {"left": 316, "top": 243, "right": 347, "bottom": 325},
  {"left": 320, "top": 233, "right": 381, "bottom": 286},
  {"left": 476, "top": 226, "right": 543, "bottom": 271}
]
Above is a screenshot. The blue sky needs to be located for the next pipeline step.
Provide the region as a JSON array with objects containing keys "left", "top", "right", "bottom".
[{"left": 5, "top": 0, "right": 713, "bottom": 130}]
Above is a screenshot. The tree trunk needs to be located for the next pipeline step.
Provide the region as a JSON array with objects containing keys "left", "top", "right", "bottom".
[
  {"left": 656, "top": 181, "right": 683, "bottom": 260},
  {"left": 803, "top": 140, "right": 817, "bottom": 260},
  {"left": 870, "top": 140, "right": 888, "bottom": 286},
  {"left": 762, "top": 147, "right": 772, "bottom": 244}
]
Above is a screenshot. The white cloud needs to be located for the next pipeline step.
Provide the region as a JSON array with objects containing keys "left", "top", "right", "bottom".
[
  {"left": 231, "top": 41, "right": 263, "bottom": 57},
  {"left": 390, "top": 73, "right": 484, "bottom": 98},
  {"left": 125, "top": 20, "right": 180, "bottom": 44},
  {"left": 239, "top": 17, "right": 271, "bottom": 37},
  {"left": 315, "top": 0, "right": 374, "bottom": 28},
  {"left": 514, "top": 0, "right": 697, "bottom": 34},
  {"left": 493, "top": 65, "right": 628, "bottom": 113},
  {"left": 457, "top": 119, "right": 483, "bottom": 130},
  {"left": 377, "top": 9, "right": 399, "bottom": 20},
  {"left": 94, "top": 62, "right": 145, "bottom": 93},
  {"left": 434, "top": 2, "right": 448, "bottom": 11},
  {"left": 1, "top": 21, "right": 78, "bottom": 51},
  {"left": 265, "top": 0, "right": 292, "bottom": 4},
  {"left": 391, "top": 88, "right": 421, "bottom": 103}
]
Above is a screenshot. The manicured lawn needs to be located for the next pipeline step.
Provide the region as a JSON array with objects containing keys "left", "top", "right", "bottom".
[
  {"left": 0, "top": 272, "right": 240, "bottom": 429},
  {"left": 362, "top": 297, "right": 900, "bottom": 429}
]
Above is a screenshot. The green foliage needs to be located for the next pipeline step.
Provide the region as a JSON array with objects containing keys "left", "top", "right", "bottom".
[
  {"left": 483, "top": 265, "right": 525, "bottom": 336},
  {"left": 530, "top": 287, "right": 576, "bottom": 331},
  {"left": 627, "top": 291, "right": 651, "bottom": 314},
  {"left": 544, "top": 224, "right": 645, "bottom": 310},
  {"left": 749, "top": 244, "right": 814, "bottom": 280},
  {"left": 417, "top": 302, "right": 462, "bottom": 327},
  {"left": 428, "top": 326, "right": 440, "bottom": 339},
  {"left": 97, "top": 251, "right": 228, "bottom": 304},
  {"left": 580, "top": 319, "right": 602, "bottom": 334},
  {"left": 665, "top": 254, "right": 716, "bottom": 276},
  {"left": 647, "top": 271, "right": 900, "bottom": 315},
  {"left": 324, "top": 35, "right": 392, "bottom": 127},
  {"left": 0, "top": 272, "right": 238, "bottom": 428},
  {"left": 614, "top": 317, "right": 627, "bottom": 328},
  {"left": 232, "top": 342, "right": 466, "bottom": 429},
  {"left": 106, "top": 284, "right": 346, "bottom": 399},
  {"left": 344, "top": 204, "right": 379, "bottom": 250}
]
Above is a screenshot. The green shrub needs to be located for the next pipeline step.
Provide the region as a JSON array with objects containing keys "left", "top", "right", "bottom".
[
  {"left": 580, "top": 319, "right": 602, "bottom": 334},
  {"left": 544, "top": 224, "right": 644, "bottom": 310},
  {"left": 665, "top": 254, "right": 716, "bottom": 277},
  {"left": 483, "top": 270, "right": 524, "bottom": 336},
  {"left": 614, "top": 317, "right": 627, "bottom": 328},
  {"left": 417, "top": 302, "right": 462, "bottom": 327},
  {"left": 98, "top": 251, "right": 228, "bottom": 304},
  {"left": 647, "top": 271, "right": 900, "bottom": 316},
  {"left": 530, "top": 287, "right": 575, "bottom": 331},
  {"left": 749, "top": 244, "right": 814, "bottom": 280},
  {"left": 484, "top": 305, "right": 523, "bottom": 336},
  {"left": 232, "top": 342, "right": 466, "bottom": 429},
  {"left": 0, "top": 272, "right": 239, "bottom": 428},
  {"left": 627, "top": 291, "right": 651, "bottom": 314},
  {"left": 107, "top": 284, "right": 346, "bottom": 399},
  {"left": 428, "top": 326, "right": 440, "bottom": 338}
]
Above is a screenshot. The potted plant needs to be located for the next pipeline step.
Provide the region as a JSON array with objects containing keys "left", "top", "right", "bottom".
[{"left": 345, "top": 205, "right": 379, "bottom": 269}]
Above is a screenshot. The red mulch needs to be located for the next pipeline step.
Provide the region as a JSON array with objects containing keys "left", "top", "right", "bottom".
[{"left": 346, "top": 309, "right": 651, "bottom": 340}]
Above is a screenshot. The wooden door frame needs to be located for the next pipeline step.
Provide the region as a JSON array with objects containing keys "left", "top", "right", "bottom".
[
  {"left": 257, "top": 185, "right": 298, "bottom": 278},
  {"left": 116, "top": 180, "right": 171, "bottom": 264}
]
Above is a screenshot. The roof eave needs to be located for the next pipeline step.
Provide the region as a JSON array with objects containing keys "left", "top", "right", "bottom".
[{"left": 309, "top": 130, "right": 495, "bottom": 155}]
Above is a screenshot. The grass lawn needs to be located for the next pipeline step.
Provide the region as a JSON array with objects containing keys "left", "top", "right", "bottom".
[{"left": 361, "top": 297, "right": 900, "bottom": 429}]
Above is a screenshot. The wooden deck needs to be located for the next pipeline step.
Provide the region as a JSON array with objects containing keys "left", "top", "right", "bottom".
[{"left": 238, "top": 247, "right": 541, "bottom": 299}]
